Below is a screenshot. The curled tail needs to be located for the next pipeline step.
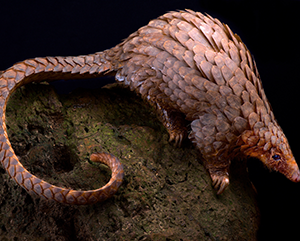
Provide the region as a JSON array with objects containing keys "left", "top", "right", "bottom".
[{"left": 0, "top": 51, "right": 125, "bottom": 204}]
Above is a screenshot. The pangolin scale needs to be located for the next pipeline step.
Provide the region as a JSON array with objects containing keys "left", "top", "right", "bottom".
[{"left": 0, "top": 9, "right": 299, "bottom": 204}]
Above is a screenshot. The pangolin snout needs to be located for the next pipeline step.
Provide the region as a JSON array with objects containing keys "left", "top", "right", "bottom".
[
  {"left": 286, "top": 159, "right": 300, "bottom": 182},
  {"left": 290, "top": 169, "right": 300, "bottom": 182}
]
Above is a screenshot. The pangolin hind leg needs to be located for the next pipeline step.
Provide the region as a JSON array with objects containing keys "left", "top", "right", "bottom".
[
  {"left": 120, "top": 66, "right": 189, "bottom": 147},
  {"left": 152, "top": 99, "right": 188, "bottom": 147}
]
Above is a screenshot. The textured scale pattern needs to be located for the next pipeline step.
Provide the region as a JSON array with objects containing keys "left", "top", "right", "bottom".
[{"left": 0, "top": 9, "right": 299, "bottom": 204}]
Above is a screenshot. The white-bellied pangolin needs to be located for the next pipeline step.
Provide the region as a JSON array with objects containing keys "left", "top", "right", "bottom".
[{"left": 1, "top": 9, "right": 299, "bottom": 205}]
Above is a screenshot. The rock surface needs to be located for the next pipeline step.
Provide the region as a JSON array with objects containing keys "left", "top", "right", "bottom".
[{"left": 0, "top": 82, "right": 259, "bottom": 240}]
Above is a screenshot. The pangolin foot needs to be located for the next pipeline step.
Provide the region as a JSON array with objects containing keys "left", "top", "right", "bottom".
[
  {"left": 168, "top": 129, "right": 187, "bottom": 147},
  {"left": 211, "top": 174, "right": 230, "bottom": 195}
]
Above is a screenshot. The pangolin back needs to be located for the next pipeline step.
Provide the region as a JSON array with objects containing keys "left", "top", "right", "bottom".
[{"left": 0, "top": 9, "right": 299, "bottom": 204}]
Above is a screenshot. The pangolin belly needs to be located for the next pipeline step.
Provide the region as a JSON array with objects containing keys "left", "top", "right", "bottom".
[{"left": 0, "top": 9, "right": 299, "bottom": 204}]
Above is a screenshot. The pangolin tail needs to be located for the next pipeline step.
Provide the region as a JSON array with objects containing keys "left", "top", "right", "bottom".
[{"left": 0, "top": 52, "right": 125, "bottom": 204}]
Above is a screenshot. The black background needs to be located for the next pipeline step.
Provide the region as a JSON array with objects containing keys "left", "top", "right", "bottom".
[{"left": 1, "top": 0, "right": 300, "bottom": 239}]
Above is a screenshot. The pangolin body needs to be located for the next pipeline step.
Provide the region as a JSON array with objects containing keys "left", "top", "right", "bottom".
[{"left": 1, "top": 9, "right": 299, "bottom": 204}]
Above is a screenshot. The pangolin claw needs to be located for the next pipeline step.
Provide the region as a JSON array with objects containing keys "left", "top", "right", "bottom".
[
  {"left": 169, "top": 132, "right": 183, "bottom": 147},
  {"left": 168, "top": 129, "right": 187, "bottom": 147},
  {"left": 211, "top": 175, "right": 230, "bottom": 195}
]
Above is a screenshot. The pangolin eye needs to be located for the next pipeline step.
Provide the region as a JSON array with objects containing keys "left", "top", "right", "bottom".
[{"left": 272, "top": 154, "right": 281, "bottom": 161}]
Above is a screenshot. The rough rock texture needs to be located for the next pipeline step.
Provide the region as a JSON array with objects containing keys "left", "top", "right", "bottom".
[{"left": 0, "top": 82, "right": 259, "bottom": 240}]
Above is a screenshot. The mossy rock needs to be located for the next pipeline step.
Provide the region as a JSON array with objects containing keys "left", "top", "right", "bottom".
[{"left": 0, "top": 81, "right": 259, "bottom": 240}]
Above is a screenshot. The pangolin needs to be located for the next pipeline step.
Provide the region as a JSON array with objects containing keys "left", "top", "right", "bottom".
[{"left": 0, "top": 9, "right": 299, "bottom": 205}]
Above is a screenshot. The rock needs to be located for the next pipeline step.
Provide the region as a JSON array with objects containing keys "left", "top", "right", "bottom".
[{"left": 0, "top": 82, "right": 259, "bottom": 240}]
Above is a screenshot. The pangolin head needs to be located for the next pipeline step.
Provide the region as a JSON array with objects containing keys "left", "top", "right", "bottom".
[{"left": 242, "top": 123, "right": 300, "bottom": 182}]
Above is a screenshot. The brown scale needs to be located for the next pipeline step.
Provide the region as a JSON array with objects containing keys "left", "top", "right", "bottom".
[{"left": 0, "top": 9, "right": 299, "bottom": 204}]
